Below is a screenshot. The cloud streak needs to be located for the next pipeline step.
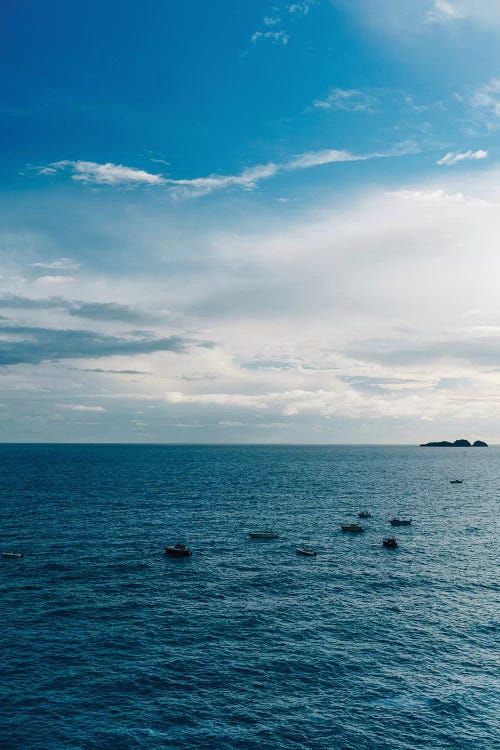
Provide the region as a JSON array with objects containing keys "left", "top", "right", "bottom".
[
  {"left": 0, "top": 324, "right": 211, "bottom": 366},
  {"left": 165, "top": 148, "right": 392, "bottom": 198},
  {"left": 313, "top": 88, "right": 377, "bottom": 113},
  {"left": 40, "top": 160, "right": 166, "bottom": 185},
  {"left": 252, "top": 30, "right": 289, "bottom": 45},
  {"left": 437, "top": 149, "right": 488, "bottom": 166},
  {"left": 0, "top": 295, "right": 160, "bottom": 324},
  {"left": 58, "top": 404, "right": 106, "bottom": 412},
  {"left": 30, "top": 257, "right": 80, "bottom": 271},
  {"left": 38, "top": 143, "right": 407, "bottom": 198}
]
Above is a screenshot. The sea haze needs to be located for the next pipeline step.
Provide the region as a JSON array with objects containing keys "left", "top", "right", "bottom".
[{"left": 0, "top": 444, "right": 498, "bottom": 749}]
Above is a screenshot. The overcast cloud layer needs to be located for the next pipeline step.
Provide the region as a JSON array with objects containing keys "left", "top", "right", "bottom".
[{"left": 1, "top": 1, "right": 499, "bottom": 442}]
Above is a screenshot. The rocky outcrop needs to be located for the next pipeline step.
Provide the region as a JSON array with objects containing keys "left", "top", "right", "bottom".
[{"left": 420, "top": 438, "right": 488, "bottom": 447}]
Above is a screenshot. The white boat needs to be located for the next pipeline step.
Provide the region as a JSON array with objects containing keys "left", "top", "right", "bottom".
[
  {"left": 249, "top": 531, "right": 279, "bottom": 539},
  {"left": 296, "top": 547, "right": 317, "bottom": 557},
  {"left": 2, "top": 551, "right": 23, "bottom": 558}
]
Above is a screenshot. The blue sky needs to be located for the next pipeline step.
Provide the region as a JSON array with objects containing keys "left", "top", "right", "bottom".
[{"left": 2, "top": 0, "right": 500, "bottom": 442}]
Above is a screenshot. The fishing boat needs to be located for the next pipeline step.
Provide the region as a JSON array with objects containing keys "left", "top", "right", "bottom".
[
  {"left": 2, "top": 551, "right": 23, "bottom": 558},
  {"left": 383, "top": 537, "right": 398, "bottom": 549},
  {"left": 296, "top": 547, "right": 317, "bottom": 556},
  {"left": 249, "top": 531, "right": 279, "bottom": 539},
  {"left": 450, "top": 480, "right": 463, "bottom": 484},
  {"left": 358, "top": 511, "right": 372, "bottom": 519},
  {"left": 164, "top": 544, "right": 192, "bottom": 557},
  {"left": 341, "top": 523, "right": 364, "bottom": 532},
  {"left": 390, "top": 518, "right": 412, "bottom": 527}
]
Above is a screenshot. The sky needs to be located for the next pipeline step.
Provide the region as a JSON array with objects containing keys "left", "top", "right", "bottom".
[{"left": 2, "top": 0, "right": 500, "bottom": 443}]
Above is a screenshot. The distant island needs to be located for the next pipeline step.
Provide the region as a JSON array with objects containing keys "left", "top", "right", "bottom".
[{"left": 420, "top": 439, "right": 488, "bottom": 447}]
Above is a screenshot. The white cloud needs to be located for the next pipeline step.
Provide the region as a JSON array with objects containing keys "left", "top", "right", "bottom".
[
  {"left": 41, "top": 160, "right": 166, "bottom": 186},
  {"left": 391, "top": 188, "right": 466, "bottom": 203},
  {"left": 7, "top": 165, "right": 500, "bottom": 440},
  {"left": 39, "top": 143, "right": 410, "bottom": 199},
  {"left": 166, "top": 147, "right": 386, "bottom": 198},
  {"left": 437, "top": 149, "right": 488, "bottom": 166},
  {"left": 263, "top": 16, "right": 280, "bottom": 26},
  {"left": 286, "top": 149, "right": 368, "bottom": 169},
  {"left": 58, "top": 404, "right": 106, "bottom": 412},
  {"left": 341, "top": 1, "right": 500, "bottom": 34},
  {"left": 251, "top": 30, "right": 289, "bottom": 44},
  {"left": 31, "top": 258, "right": 80, "bottom": 271},
  {"left": 313, "top": 88, "right": 377, "bottom": 113},
  {"left": 288, "top": 2, "right": 311, "bottom": 13},
  {"left": 36, "top": 275, "right": 75, "bottom": 284},
  {"left": 166, "top": 162, "right": 279, "bottom": 198},
  {"left": 471, "top": 79, "right": 500, "bottom": 120},
  {"left": 425, "top": 0, "right": 464, "bottom": 23},
  {"left": 426, "top": 0, "right": 500, "bottom": 25}
]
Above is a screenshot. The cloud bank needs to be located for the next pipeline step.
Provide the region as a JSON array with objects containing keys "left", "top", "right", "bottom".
[{"left": 0, "top": 324, "right": 210, "bottom": 366}]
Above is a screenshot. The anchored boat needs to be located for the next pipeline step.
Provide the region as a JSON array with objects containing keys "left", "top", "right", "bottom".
[
  {"left": 249, "top": 531, "right": 279, "bottom": 539},
  {"left": 296, "top": 547, "right": 317, "bottom": 556},
  {"left": 165, "top": 544, "right": 192, "bottom": 557},
  {"left": 341, "top": 523, "right": 364, "bottom": 533},
  {"left": 390, "top": 518, "right": 412, "bottom": 527},
  {"left": 383, "top": 537, "right": 398, "bottom": 549}
]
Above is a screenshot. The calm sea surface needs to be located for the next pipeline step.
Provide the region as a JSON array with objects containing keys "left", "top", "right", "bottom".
[{"left": 0, "top": 444, "right": 498, "bottom": 750}]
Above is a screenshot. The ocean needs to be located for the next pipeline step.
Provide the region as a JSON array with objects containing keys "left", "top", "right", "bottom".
[{"left": 0, "top": 444, "right": 498, "bottom": 749}]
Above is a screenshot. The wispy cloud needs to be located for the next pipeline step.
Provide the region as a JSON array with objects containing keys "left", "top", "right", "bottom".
[
  {"left": 313, "top": 88, "right": 377, "bottom": 113},
  {"left": 344, "top": 1, "right": 500, "bottom": 35},
  {"left": 36, "top": 275, "right": 74, "bottom": 285},
  {"left": 288, "top": 2, "right": 311, "bottom": 13},
  {"left": 39, "top": 143, "right": 413, "bottom": 199},
  {"left": 30, "top": 257, "right": 80, "bottom": 271},
  {"left": 286, "top": 149, "right": 369, "bottom": 169},
  {"left": 437, "top": 149, "right": 488, "bottom": 166},
  {"left": 425, "top": 0, "right": 500, "bottom": 26},
  {"left": 165, "top": 162, "right": 279, "bottom": 198},
  {"left": 81, "top": 368, "right": 152, "bottom": 375},
  {"left": 58, "top": 404, "right": 106, "bottom": 412},
  {"left": 263, "top": 16, "right": 281, "bottom": 26},
  {"left": 166, "top": 148, "right": 388, "bottom": 198},
  {"left": 251, "top": 1, "right": 313, "bottom": 47},
  {"left": 425, "top": 0, "right": 464, "bottom": 24},
  {"left": 251, "top": 30, "right": 289, "bottom": 45},
  {"left": 40, "top": 160, "right": 166, "bottom": 186},
  {"left": 471, "top": 78, "right": 500, "bottom": 121}
]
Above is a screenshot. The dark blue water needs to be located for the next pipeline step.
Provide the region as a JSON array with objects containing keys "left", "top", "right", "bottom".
[{"left": 1, "top": 444, "right": 498, "bottom": 749}]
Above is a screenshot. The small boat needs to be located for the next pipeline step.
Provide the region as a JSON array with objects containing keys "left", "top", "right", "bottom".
[
  {"left": 383, "top": 537, "right": 398, "bottom": 549},
  {"left": 164, "top": 544, "right": 192, "bottom": 557},
  {"left": 358, "top": 511, "right": 372, "bottom": 519},
  {"left": 450, "top": 480, "right": 463, "bottom": 484},
  {"left": 249, "top": 531, "right": 279, "bottom": 539},
  {"left": 390, "top": 518, "right": 412, "bottom": 527},
  {"left": 2, "top": 551, "right": 23, "bottom": 558},
  {"left": 341, "top": 523, "right": 364, "bottom": 532},
  {"left": 296, "top": 547, "right": 317, "bottom": 557}
]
